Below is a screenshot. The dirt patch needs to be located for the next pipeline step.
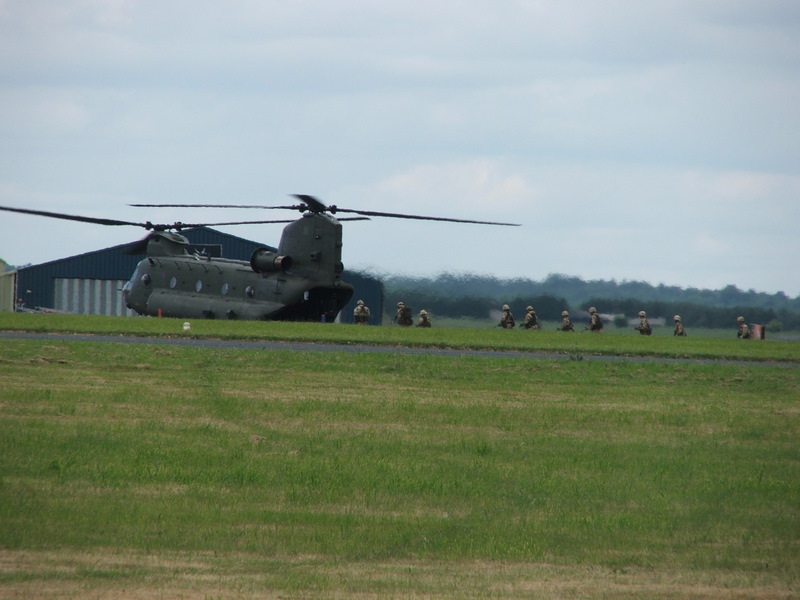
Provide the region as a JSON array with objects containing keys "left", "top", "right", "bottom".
[{"left": 0, "top": 550, "right": 794, "bottom": 600}]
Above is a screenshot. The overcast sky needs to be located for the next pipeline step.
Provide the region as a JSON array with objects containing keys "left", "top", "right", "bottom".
[{"left": 1, "top": 1, "right": 798, "bottom": 297}]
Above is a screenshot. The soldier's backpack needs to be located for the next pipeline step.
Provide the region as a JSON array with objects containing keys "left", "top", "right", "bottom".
[{"left": 401, "top": 305, "right": 412, "bottom": 324}]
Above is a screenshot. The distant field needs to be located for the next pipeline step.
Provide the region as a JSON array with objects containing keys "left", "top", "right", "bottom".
[{"left": 0, "top": 317, "right": 798, "bottom": 599}]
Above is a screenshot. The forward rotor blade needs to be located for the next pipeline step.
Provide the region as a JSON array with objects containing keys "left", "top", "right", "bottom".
[{"left": 0, "top": 205, "right": 150, "bottom": 228}]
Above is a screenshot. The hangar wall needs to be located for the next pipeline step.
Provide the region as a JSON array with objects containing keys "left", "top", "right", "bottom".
[
  {"left": 0, "top": 269, "right": 16, "bottom": 313},
  {"left": 54, "top": 278, "right": 135, "bottom": 316}
]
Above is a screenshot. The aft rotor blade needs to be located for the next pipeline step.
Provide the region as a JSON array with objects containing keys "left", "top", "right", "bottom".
[
  {"left": 0, "top": 205, "right": 151, "bottom": 228},
  {"left": 332, "top": 207, "right": 520, "bottom": 227},
  {"left": 130, "top": 196, "right": 520, "bottom": 226},
  {"left": 178, "top": 219, "right": 297, "bottom": 228},
  {"left": 133, "top": 196, "right": 326, "bottom": 213},
  {"left": 291, "top": 194, "right": 328, "bottom": 213},
  {"left": 293, "top": 194, "right": 520, "bottom": 225},
  {"left": 172, "top": 217, "right": 370, "bottom": 227},
  {"left": 130, "top": 203, "right": 301, "bottom": 210}
]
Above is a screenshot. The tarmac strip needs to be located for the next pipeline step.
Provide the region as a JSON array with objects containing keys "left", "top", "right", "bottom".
[{"left": 1, "top": 330, "right": 796, "bottom": 367}]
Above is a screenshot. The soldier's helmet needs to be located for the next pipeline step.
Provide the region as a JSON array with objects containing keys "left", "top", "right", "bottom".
[
  {"left": 526, "top": 306, "right": 533, "bottom": 312},
  {"left": 397, "top": 301, "right": 404, "bottom": 308},
  {"left": 502, "top": 304, "right": 510, "bottom": 310},
  {"left": 357, "top": 299, "right": 364, "bottom": 306},
  {"left": 420, "top": 310, "right": 427, "bottom": 316},
  {"left": 561, "top": 310, "right": 569, "bottom": 317},
  {"left": 737, "top": 316, "right": 745, "bottom": 322},
  {"left": 589, "top": 306, "right": 597, "bottom": 313},
  {"left": 638, "top": 311, "right": 646, "bottom": 317},
  {"left": 674, "top": 315, "right": 681, "bottom": 321}
]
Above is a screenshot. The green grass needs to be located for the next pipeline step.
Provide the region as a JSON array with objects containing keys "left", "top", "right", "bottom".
[
  {"left": 0, "top": 335, "right": 798, "bottom": 598},
  {"left": 2, "top": 312, "right": 799, "bottom": 363}
]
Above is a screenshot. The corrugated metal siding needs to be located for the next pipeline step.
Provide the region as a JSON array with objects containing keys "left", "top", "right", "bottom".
[
  {"left": 0, "top": 270, "right": 17, "bottom": 312},
  {"left": 16, "top": 243, "right": 142, "bottom": 311},
  {"left": 54, "top": 278, "right": 135, "bottom": 316}
]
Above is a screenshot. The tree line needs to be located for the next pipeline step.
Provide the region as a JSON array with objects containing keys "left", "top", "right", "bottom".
[
  {"left": 382, "top": 273, "right": 800, "bottom": 330},
  {"left": 580, "top": 297, "right": 796, "bottom": 331}
]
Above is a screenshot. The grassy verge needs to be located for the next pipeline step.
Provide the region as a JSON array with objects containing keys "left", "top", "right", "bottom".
[
  {"left": 1, "top": 338, "right": 798, "bottom": 598},
  {"left": 1, "top": 312, "right": 799, "bottom": 363}
]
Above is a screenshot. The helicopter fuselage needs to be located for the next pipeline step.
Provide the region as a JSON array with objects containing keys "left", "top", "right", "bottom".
[{"left": 122, "top": 212, "right": 354, "bottom": 321}]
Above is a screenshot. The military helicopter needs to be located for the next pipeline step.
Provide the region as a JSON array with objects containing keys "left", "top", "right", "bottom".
[{"left": 0, "top": 195, "right": 519, "bottom": 322}]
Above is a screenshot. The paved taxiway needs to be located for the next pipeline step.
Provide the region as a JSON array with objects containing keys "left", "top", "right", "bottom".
[{"left": 1, "top": 331, "right": 796, "bottom": 368}]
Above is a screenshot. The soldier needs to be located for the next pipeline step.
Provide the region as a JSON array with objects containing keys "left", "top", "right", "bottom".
[
  {"left": 737, "top": 316, "right": 750, "bottom": 339},
  {"left": 395, "top": 301, "right": 413, "bottom": 327},
  {"left": 557, "top": 310, "right": 574, "bottom": 332},
  {"left": 673, "top": 315, "right": 687, "bottom": 336},
  {"left": 417, "top": 309, "right": 432, "bottom": 328},
  {"left": 587, "top": 306, "right": 603, "bottom": 332},
  {"left": 634, "top": 310, "right": 652, "bottom": 335},
  {"left": 353, "top": 299, "right": 370, "bottom": 325},
  {"left": 521, "top": 306, "right": 539, "bottom": 330},
  {"left": 498, "top": 304, "right": 515, "bottom": 329}
]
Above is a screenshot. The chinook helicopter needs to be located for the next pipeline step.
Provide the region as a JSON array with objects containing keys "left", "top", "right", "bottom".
[{"left": 0, "top": 196, "right": 519, "bottom": 322}]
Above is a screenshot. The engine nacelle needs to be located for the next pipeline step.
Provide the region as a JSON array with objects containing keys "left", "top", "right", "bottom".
[{"left": 250, "top": 247, "right": 293, "bottom": 273}]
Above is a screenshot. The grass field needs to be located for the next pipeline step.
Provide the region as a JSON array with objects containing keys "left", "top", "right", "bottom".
[{"left": 1, "top": 314, "right": 799, "bottom": 598}]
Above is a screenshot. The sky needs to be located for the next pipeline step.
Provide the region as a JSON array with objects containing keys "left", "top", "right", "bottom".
[{"left": 1, "top": 0, "right": 799, "bottom": 297}]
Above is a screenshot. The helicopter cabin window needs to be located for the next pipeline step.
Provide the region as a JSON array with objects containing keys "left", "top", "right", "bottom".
[
  {"left": 169, "top": 277, "right": 178, "bottom": 289},
  {"left": 195, "top": 280, "right": 203, "bottom": 293},
  {"left": 245, "top": 286, "right": 255, "bottom": 298},
  {"left": 221, "top": 283, "right": 230, "bottom": 296},
  {"left": 141, "top": 274, "right": 151, "bottom": 286}
]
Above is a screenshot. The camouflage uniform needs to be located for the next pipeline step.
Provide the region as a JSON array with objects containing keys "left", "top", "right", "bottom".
[
  {"left": 557, "top": 310, "right": 574, "bottom": 332},
  {"left": 587, "top": 306, "right": 603, "bottom": 332},
  {"left": 499, "top": 304, "right": 515, "bottom": 329},
  {"left": 673, "top": 315, "right": 686, "bottom": 336},
  {"left": 521, "top": 306, "right": 539, "bottom": 330},
  {"left": 353, "top": 299, "right": 370, "bottom": 325},
  {"left": 737, "top": 316, "right": 750, "bottom": 339},
  {"left": 417, "top": 310, "right": 432, "bottom": 328},
  {"left": 634, "top": 310, "right": 652, "bottom": 335},
  {"left": 395, "top": 301, "right": 413, "bottom": 327}
]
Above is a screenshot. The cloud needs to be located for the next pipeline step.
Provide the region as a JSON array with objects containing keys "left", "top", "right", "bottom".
[
  {"left": 690, "top": 233, "right": 730, "bottom": 257},
  {"left": 369, "top": 160, "right": 535, "bottom": 216}
]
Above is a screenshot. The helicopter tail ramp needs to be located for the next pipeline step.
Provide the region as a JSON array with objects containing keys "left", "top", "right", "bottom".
[{"left": 273, "top": 284, "right": 354, "bottom": 322}]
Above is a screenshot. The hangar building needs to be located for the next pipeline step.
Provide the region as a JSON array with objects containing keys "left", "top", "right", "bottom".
[{"left": 0, "top": 227, "right": 383, "bottom": 324}]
